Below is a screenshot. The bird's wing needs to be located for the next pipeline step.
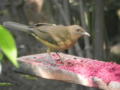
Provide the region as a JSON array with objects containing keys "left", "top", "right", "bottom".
[
  {"left": 29, "top": 25, "right": 62, "bottom": 49},
  {"left": 33, "top": 25, "right": 70, "bottom": 42},
  {"left": 30, "top": 28, "right": 57, "bottom": 44},
  {"left": 29, "top": 25, "right": 71, "bottom": 50}
]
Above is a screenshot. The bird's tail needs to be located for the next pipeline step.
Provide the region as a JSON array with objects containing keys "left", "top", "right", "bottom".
[{"left": 3, "top": 21, "right": 34, "bottom": 33}]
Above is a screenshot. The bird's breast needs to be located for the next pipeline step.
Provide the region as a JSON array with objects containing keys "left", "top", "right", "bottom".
[{"left": 57, "top": 39, "right": 76, "bottom": 50}]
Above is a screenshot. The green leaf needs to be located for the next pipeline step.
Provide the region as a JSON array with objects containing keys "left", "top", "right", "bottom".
[
  {"left": 0, "top": 52, "right": 3, "bottom": 61},
  {"left": 21, "top": 74, "right": 38, "bottom": 80},
  {"left": 0, "top": 25, "right": 19, "bottom": 67},
  {"left": 0, "top": 82, "right": 14, "bottom": 86}
]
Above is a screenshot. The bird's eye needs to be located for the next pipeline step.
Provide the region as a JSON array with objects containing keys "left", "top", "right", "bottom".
[{"left": 76, "top": 29, "right": 81, "bottom": 32}]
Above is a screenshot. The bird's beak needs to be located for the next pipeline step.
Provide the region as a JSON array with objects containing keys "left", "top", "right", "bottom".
[{"left": 82, "top": 32, "right": 90, "bottom": 37}]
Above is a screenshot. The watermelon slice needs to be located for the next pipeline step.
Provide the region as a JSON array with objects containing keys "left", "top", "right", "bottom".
[{"left": 16, "top": 53, "right": 120, "bottom": 88}]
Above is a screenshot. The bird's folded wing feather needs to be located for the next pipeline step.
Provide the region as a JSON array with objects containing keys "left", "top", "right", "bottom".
[{"left": 30, "top": 25, "right": 71, "bottom": 49}]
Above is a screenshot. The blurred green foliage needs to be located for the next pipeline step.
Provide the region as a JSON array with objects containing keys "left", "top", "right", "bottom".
[
  {"left": 0, "top": 52, "right": 3, "bottom": 61},
  {"left": 0, "top": 82, "right": 14, "bottom": 86},
  {"left": 21, "top": 74, "right": 38, "bottom": 80},
  {"left": 0, "top": 25, "right": 19, "bottom": 67}
]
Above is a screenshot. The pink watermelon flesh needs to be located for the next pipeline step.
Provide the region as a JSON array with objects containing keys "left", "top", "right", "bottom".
[
  {"left": 20, "top": 53, "right": 120, "bottom": 87},
  {"left": 50, "top": 53, "right": 120, "bottom": 86}
]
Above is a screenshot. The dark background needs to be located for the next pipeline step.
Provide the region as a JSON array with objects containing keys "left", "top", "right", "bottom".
[{"left": 0, "top": 0, "right": 120, "bottom": 90}]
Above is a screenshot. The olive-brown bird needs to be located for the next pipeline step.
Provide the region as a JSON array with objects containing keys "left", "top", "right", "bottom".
[{"left": 3, "top": 21, "right": 90, "bottom": 63}]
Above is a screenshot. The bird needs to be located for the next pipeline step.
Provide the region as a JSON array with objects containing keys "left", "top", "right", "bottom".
[{"left": 3, "top": 21, "right": 90, "bottom": 64}]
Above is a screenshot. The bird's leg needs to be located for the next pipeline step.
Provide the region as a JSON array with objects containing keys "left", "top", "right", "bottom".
[
  {"left": 46, "top": 48, "right": 56, "bottom": 65},
  {"left": 55, "top": 51, "right": 65, "bottom": 64}
]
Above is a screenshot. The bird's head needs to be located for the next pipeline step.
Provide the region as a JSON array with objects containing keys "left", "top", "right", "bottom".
[{"left": 67, "top": 25, "right": 90, "bottom": 40}]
